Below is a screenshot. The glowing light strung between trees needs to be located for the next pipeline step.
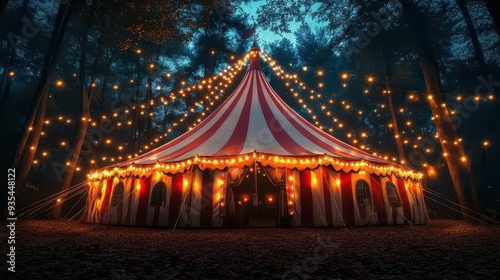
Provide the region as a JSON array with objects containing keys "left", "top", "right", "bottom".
[
  {"left": 261, "top": 52, "right": 398, "bottom": 158},
  {"left": 262, "top": 53, "right": 430, "bottom": 161},
  {"left": 107, "top": 57, "right": 247, "bottom": 157},
  {"left": 261, "top": 52, "right": 483, "bottom": 173},
  {"left": 35, "top": 47, "right": 495, "bottom": 178},
  {"left": 47, "top": 50, "right": 495, "bottom": 165},
  {"left": 32, "top": 54, "right": 249, "bottom": 166}
]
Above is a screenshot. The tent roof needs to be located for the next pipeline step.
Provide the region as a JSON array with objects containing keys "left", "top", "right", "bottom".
[{"left": 114, "top": 47, "right": 392, "bottom": 167}]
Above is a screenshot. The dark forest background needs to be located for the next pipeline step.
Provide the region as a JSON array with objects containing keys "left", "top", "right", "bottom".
[{"left": 1, "top": 0, "right": 499, "bottom": 220}]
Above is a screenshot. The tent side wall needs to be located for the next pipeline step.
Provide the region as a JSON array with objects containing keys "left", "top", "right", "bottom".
[
  {"left": 84, "top": 165, "right": 427, "bottom": 227},
  {"left": 286, "top": 167, "right": 427, "bottom": 226},
  {"left": 85, "top": 167, "right": 229, "bottom": 227}
]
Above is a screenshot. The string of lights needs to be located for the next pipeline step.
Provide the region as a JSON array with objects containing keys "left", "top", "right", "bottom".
[
  {"left": 27, "top": 48, "right": 495, "bottom": 179},
  {"left": 261, "top": 52, "right": 399, "bottom": 160},
  {"left": 31, "top": 54, "right": 250, "bottom": 169}
]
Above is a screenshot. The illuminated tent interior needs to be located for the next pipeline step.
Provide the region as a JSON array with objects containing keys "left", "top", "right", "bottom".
[{"left": 84, "top": 43, "right": 427, "bottom": 228}]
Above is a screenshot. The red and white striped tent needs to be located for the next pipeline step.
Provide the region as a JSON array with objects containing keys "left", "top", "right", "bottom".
[{"left": 85, "top": 44, "right": 427, "bottom": 227}]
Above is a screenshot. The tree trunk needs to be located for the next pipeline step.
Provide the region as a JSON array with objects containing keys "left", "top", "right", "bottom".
[
  {"left": 386, "top": 92, "right": 407, "bottom": 164},
  {"left": 0, "top": 0, "right": 9, "bottom": 18},
  {"left": 52, "top": 102, "right": 91, "bottom": 219},
  {"left": 15, "top": 85, "right": 49, "bottom": 185},
  {"left": 13, "top": 0, "right": 75, "bottom": 185},
  {"left": 456, "top": 0, "right": 489, "bottom": 76},
  {"left": 0, "top": 55, "right": 9, "bottom": 96},
  {"left": 399, "top": 0, "right": 477, "bottom": 221},
  {"left": 146, "top": 75, "right": 153, "bottom": 142},
  {"left": 1, "top": 47, "right": 15, "bottom": 103},
  {"left": 454, "top": 0, "right": 486, "bottom": 215},
  {"left": 380, "top": 42, "right": 407, "bottom": 164},
  {"left": 0, "top": 0, "right": 31, "bottom": 105},
  {"left": 53, "top": 1, "right": 100, "bottom": 219},
  {"left": 420, "top": 59, "right": 473, "bottom": 218},
  {"left": 129, "top": 66, "right": 140, "bottom": 154},
  {"left": 484, "top": 0, "right": 500, "bottom": 37}
]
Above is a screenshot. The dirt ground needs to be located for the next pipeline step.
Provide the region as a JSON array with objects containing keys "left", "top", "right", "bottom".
[{"left": 1, "top": 219, "right": 499, "bottom": 279}]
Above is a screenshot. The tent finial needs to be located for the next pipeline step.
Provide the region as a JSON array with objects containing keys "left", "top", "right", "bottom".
[
  {"left": 251, "top": 36, "right": 259, "bottom": 51},
  {"left": 248, "top": 31, "right": 261, "bottom": 71}
]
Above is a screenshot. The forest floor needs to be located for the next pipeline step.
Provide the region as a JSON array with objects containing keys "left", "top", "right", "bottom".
[{"left": 1, "top": 219, "right": 499, "bottom": 279}]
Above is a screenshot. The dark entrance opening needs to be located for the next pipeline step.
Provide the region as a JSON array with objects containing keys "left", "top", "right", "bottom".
[{"left": 229, "top": 165, "right": 284, "bottom": 227}]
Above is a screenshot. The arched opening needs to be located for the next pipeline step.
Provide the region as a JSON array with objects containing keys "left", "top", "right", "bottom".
[
  {"left": 355, "top": 179, "right": 372, "bottom": 224},
  {"left": 355, "top": 179, "right": 372, "bottom": 205},
  {"left": 150, "top": 182, "right": 167, "bottom": 208},
  {"left": 110, "top": 182, "right": 125, "bottom": 224},
  {"left": 229, "top": 164, "right": 285, "bottom": 227},
  {"left": 111, "top": 182, "right": 124, "bottom": 207},
  {"left": 386, "top": 181, "right": 401, "bottom": 207}
]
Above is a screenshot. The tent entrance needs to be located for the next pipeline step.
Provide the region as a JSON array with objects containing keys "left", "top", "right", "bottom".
[{"left": 229, "top": 165, "right": 285, "bottom": 227}]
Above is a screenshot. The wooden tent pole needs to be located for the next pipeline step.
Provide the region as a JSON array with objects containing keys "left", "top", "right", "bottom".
[{"left": 254, "top": 158, "right": 258, "bottom": 225}]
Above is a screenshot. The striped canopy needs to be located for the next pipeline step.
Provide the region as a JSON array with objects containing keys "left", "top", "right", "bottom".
[{"left": 115, "top": 46, "right": 391, "bottom": 167}]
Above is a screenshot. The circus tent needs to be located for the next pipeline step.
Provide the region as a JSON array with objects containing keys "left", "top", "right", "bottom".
[{"left": 84, "top": 43, "right": 427, "bottom": 228}]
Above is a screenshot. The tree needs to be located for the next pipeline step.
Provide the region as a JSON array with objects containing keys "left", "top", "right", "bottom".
[
  {"left": 53, "top": 0, "right": 215, "bottom": 218},
  {"left": 381, "top": 62, "right": 407, "bottom": 164},
  {"left": 52, "top": 0, "right": 101, "bottom": 219},
  {"left": 0, "top": 0, "right": 8, "bottom": 18},
  {"left": 0, "top": 0, "right": 30, "bottom": 106},
  {"left": 456, "top": 0, "right": 489, "bottom": 76},
  {"left": 399, "top": 0, "right": 480, "bottom": 219},
  {"left": 13, "top": 0, "right": 76, "bottom": 187},
  {"left": 484, "top": 0, "right": 500, "bottom": 37},
  {"left": 253, "top": 0, "right": 488, "bottom": 220}
]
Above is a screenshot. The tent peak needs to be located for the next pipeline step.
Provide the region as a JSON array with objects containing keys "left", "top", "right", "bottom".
[
  {"left": 251, "top": 36, "right": 260, "bottom": 50},
  {"left": 248, "top": 41, "right": 262, "bottom": 71}
]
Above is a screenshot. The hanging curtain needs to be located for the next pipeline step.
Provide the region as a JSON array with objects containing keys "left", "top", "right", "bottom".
[
  {"left": 218, "top": 172, "right": 229, "bottom": 217},
  {"left": 227, "top": 166, "right": 248, "bottom": 186},
  {"left": 284, "top": 169, "right": 296, "bottom": 216},
  {"left": 263, "top": 166, "right": 285, "bottom": 186}
]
